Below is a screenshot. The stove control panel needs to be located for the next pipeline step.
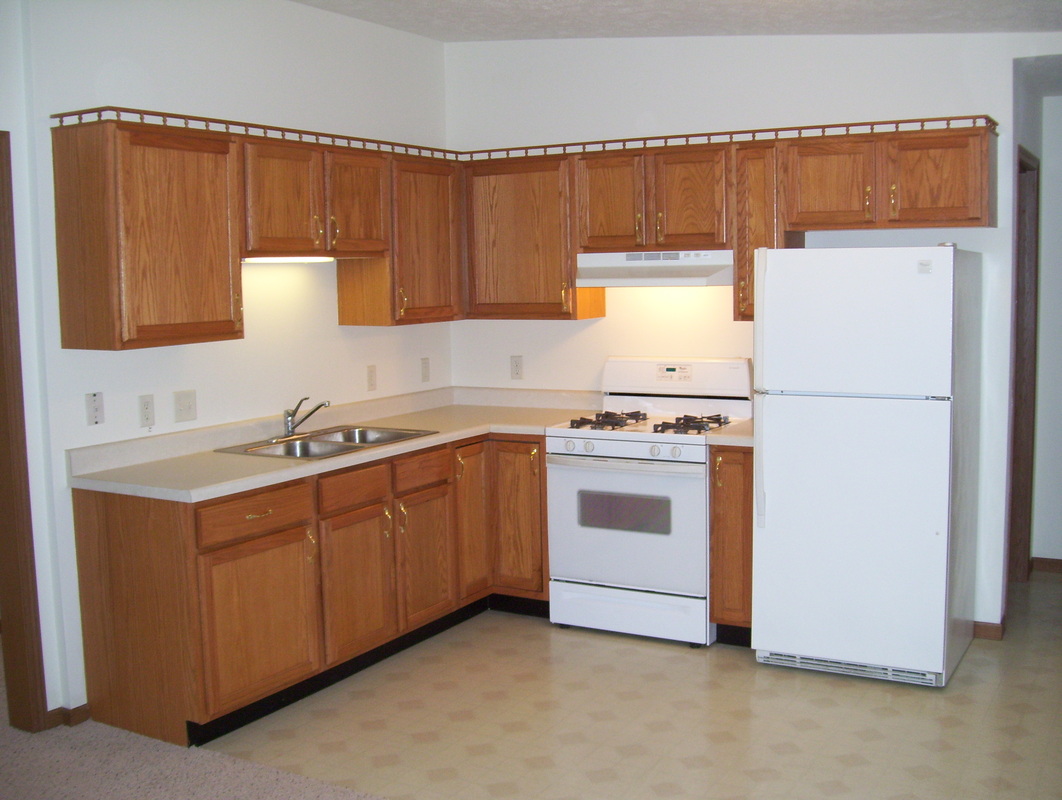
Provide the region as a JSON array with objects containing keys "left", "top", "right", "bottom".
[{"left": 546, "top": 435, "right": 706, "bottom": 464}]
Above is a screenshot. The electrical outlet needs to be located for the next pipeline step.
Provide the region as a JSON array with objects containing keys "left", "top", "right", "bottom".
[
  {"left": 510, "top": 355, "right": 524, "bottom": 380},
  {"left": 367, "top": 364, "right": 377, "bottom": 392},
  {"left": 85, "top": 392, "right": 104, "bottom": 425},
  {"left": 174, "top": 390, "right": 197, "bottom": 423},
  {"left": 138, "top": 394, "right": 155, "bottom": 427},
  {"left": 421, "top": 357, "right": 430, "bottom": 383}
]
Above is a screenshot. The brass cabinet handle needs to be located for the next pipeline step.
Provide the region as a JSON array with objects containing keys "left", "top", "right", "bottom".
[
  {"left": 656, "top": 211, "right": 664, "bottom": 244},
  {"left": 398, "top": 502, "right": 407, "bottom": 533},
  {"left": 738, "top": 280, "right": 748, "bottom": 314},
  {"left": 530, "top": 447, "right": 539, "bottom": 476},
  {"left": 714, "top": 454, "right": 724, "bottom": 488},
  {"left": 330, "top": 215, "right": 339, "bottom": 248},
  {"left": 384, "top": 507, "right": 393, "bottom": 539},
  {"left": 456, "top": 453, "right": 465, "bottom": 481},
  {"left": 245, "top": 509, "right": 273, "bottom": 521},
  {"left": 560, "top": 282, "right": 570, "bottom": 313},
  {"left": 306, "top": 529, "right": 317, "bottom": 562},
  {"left": 313, "top": 214, "right": 323, "bottom": 245},
  {"left": 398, "top": 287, "right": 409, "bottom": 317},
  {"left": 889, "top": 184, "right": 897, "bottom": 217},
  {"left": 863, "top": 186, "right": 873, "bottom": 220},
  {"left": 234, "top": 292, "right": 243, "bottom": 326},
  {"left": 635, "top": 212, "right": 644, "bottom": 245}
]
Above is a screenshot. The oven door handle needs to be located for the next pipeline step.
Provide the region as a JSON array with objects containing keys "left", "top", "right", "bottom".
[{"left": 545, "top": 453, "right": 706, "bottom": 476}]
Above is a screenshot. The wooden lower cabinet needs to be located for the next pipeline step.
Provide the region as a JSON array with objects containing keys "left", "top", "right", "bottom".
[
  {"left": 454, "top": 440, "right": 493, "bottom": 599},
  {"left": 709, "top": 446, "right": 754, "bottom": 627},
  {"left": 396, "top": 482, "right": 458, "bottom": 630},
  {"left": 491, "top": 438, "right": 545, "bottom": 594},
  {"left": 319, "top": 502, "right": 398, "bottom": 666},
  {"left": 198, "top": 526, "right": 322, "bottom": 717}
]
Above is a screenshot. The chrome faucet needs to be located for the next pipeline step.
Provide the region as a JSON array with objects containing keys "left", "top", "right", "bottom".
[{"left": 283, "top": 397, "right": 330, "bottom": 437}]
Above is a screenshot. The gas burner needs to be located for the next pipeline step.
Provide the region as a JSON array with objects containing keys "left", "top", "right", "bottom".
[
  {"left": 570, "top": 410, "right": 648, "bottom": 430},
  {"left": 653, "top": 414, "right": 731, "bottom": 434}
]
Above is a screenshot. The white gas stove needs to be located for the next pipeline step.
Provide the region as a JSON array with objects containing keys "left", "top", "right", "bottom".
[{"left": 545, "top": 356, "right": 751, "bottom": 646}]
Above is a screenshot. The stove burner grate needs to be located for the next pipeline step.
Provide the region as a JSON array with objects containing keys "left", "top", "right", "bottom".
[
  {"left": 570, "top": 410, "right": 648, "bottom": 430},
  {"left": 653, "top": 414, "right": 731, "bottom": 434}
]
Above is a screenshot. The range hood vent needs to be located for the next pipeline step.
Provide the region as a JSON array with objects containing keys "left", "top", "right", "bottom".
[{"left": 575, "top": 250, "right": 734, "bottom": 287}]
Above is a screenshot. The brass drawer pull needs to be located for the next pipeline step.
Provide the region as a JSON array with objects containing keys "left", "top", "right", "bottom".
[{"left": 245, "top": 509, "right": 273, "bottom": 521}]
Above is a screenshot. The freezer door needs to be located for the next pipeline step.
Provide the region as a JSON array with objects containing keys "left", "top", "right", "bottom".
[
  {"left": 752, "top": 393, "right": 952, "bottom": 673},
  {"left": 754, "top": 247, "right": 954, "bottom": 397}
]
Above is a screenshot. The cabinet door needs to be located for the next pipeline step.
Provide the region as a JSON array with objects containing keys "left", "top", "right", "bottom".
[
  {"left": 651, "top": 147, "right": 728, "bottom": 248},
  {"left": 244, "top": 140, "right": 325, "bottom": 254},
  {"left": 396, "top": 483, "right": 456, "bottom": 629},
  {"left": 454, "top": 441, "right": 492, "bottom": 599},
  {"left": 326, "top": 150, "right": 390, "bottom": 254},
  {"left": 574, "top": 153, "right": 646, "bottom": 249},
  {"left": 198, "top": 526, "right": 322, "bottom": 716},
  {"left": 730, "top": 142, "right": 778, "bottom": 321},
  {"left": 320, "top": 503, "right": 398, "bottom": 666},
  {"left": 118, "top": 128, "right": 244, "bottom": 347},
  {"left": 467, "top": 157, "right": 574, "bottom": 318},
  {"left": 781, "top": 137, "right": 878, "bottom": 229},
  {"left": 392, "top": 157, "right": 460, "bottom": 323},
  {"left": 882, "top": 130, "right": 988, "bottom": 225},
  {"left": 492, "top": 439, "right": 544, "bottom": 593},
  {"left": 709, "top": 446, "right": 753, "bottom": 627}
]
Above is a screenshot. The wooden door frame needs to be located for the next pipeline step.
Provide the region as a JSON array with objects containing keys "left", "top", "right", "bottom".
[{"left": 1006, "top": 146, "right": 1041, "bottom": 583}]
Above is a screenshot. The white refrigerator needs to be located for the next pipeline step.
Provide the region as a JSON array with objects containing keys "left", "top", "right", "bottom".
[{"left": 751, "top": 245, "right": 980, "bottom": 687}]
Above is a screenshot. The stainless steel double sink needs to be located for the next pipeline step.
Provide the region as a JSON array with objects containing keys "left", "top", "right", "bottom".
[{"left": 216, "top": 425, "right": 437, "bottom": 460}]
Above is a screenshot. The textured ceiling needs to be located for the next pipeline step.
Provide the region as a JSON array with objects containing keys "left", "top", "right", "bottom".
[{"left": 290, "top": 0, "right": 1062, "bottom": 41}]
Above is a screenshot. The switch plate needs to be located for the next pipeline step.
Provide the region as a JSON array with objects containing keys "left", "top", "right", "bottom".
[
  {"left": 510, "top": 355, "right": 524, "bottom": 380},
  {"left": 138, "top": 394, "right": 155, "bottom": 427},
  {"left": 367, "top": 364, "right": 377, "bottom": 392},
  {"left": 85, "top": 392, "right": 104, "bottom": 425},
  {"left": 421, "top": 357, "right": 430, "bottom": 383},
  {"left": 174, "top": 390, "right": 197, "bottom": 423}
]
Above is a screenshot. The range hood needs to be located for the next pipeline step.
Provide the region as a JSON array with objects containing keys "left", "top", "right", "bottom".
[{"left": 575, "top": 250, "right": 734, "bottom": 287}]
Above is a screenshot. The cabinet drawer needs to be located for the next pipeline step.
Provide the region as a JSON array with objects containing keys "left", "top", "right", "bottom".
[
  {"left": 318, "top": 462, "right": 391, "bottom": 517},
  {"left": 393, "top": 447, "right": 452, "bottom": 495},
  {"left": 196, "top": 482, "right": 314, "bottom": 550}
]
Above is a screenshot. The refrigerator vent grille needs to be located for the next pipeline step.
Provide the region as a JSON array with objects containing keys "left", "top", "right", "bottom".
[{"left": 756, "top": 651, "right": 943, "bottom": 687}]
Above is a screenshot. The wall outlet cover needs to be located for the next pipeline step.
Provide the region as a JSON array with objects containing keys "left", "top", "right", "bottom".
[{"left": 174, "top": 390, "right": 197, "bottom": 423}]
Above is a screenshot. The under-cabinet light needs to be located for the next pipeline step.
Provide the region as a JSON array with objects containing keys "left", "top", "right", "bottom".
[{"left": 241, "top": 256, "right": 336, "bottom": 264}]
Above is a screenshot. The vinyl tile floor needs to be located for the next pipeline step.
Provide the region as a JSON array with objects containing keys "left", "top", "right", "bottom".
[{"left": 205, "top": 572, "right": 1062, "bottom": 800}]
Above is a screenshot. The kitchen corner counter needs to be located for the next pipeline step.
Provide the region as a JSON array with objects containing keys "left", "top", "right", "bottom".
[
  {"left": 68, "top": 405, "right": 594, "bottom": 503},
  {"left": 703, "top": 418, "right": 754, "bottom": 447}
]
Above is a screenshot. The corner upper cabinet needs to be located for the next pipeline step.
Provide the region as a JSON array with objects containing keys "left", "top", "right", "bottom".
[
  {"left": 573, "top": 146, "right": 729, "bottom": 251},
  {"left": 337, "top": 155, "right": 460, "bottom": 325},
  {"left": 52, "top": 121, "right": 243, "bottom": 349},
  {"left": 466, "top": 156, "right": 604, "bottom": 320},
  {"left": 243, "top": 140, "right": 390, "bottom": 257},
  {"left": 780, "top": 126, "right": 995, "bottom": 230}
]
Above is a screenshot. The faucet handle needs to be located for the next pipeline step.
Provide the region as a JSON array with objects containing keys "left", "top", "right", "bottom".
[{"left": 287, "top": 396, "right": 310, "bottom": 416}]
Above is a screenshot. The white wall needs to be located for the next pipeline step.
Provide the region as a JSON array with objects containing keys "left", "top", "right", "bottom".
[
  {"left": 9, "top": 0, "right": 449, "bottom": 708},
  {"left": 1033, "top": 96, "right": 1062, "bottom": 559},
  {"left": 445, "top": 32, "right": 1062, "bottom": 627}
]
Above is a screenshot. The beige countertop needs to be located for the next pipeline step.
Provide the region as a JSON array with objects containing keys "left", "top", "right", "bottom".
[{"left": 69, "top": 404, "right": 754, "bottom": 504}]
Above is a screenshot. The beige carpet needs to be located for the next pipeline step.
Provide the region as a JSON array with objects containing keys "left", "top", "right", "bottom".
[{"left": 0, "top": 646, "right": 385, "bottom": 800}]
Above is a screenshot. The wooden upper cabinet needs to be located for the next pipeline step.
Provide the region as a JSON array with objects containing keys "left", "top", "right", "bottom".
[
  {"left": 390, "top": 156, "right": 461, "bottom": 323},
  {"left": 52, "top": 121, "right": 243, "bottom": 349},
  {"left": 781, "top": 127, "right": 994, "bottom": 230},
  {"left": 574, "top": 146, "right": 728, "bottom": 251},
  {"left": 244, "top": 140, "right": 390, "bottom": 257},
  {"left": 466, "top": 156, "right": 604, "bottom": 320},
  {"left": 780, "top": 137, "right": 878, "bottom": 228},
  {"left": 883, "top": 129, "right": 991, "bottom": 225}
]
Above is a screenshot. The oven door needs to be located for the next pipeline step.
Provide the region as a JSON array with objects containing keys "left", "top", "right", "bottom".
[{"left": 546, "top": 453, "right": 708, "bottom": 596}]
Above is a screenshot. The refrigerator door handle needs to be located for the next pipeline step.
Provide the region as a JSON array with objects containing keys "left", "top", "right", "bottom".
[{"left": 753, "top": 392, "right": 766, "bottom": 528}]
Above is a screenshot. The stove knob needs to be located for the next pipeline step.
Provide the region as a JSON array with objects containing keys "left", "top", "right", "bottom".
[
  {"left": 650, "top": 444, "right": 661, "bottom": 457},
  {"left": 564, "top": 440, "right": 576, "bottom": 452},
  {"left": 671, "top": 445, "right": 682, "bottom": 459},
  {"left": 583, "top": 441, "right": 595, "bottom": 453}
]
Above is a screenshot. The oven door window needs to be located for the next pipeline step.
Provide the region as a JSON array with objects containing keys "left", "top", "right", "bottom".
[{"left": 578, "top": 491, "right": 670, "bottom": 534}]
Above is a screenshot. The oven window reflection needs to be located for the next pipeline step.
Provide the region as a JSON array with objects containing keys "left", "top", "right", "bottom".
[{"left": 577, "top": 491, "right": 671, "bottom": 534}]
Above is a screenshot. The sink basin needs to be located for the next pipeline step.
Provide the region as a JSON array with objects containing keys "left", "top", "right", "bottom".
[
  {"left": 308, "top": 426, "right": 436, "bottom": 446},
  {"left": 216, "top": 425, "right": 437, "bottom": 460}
]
